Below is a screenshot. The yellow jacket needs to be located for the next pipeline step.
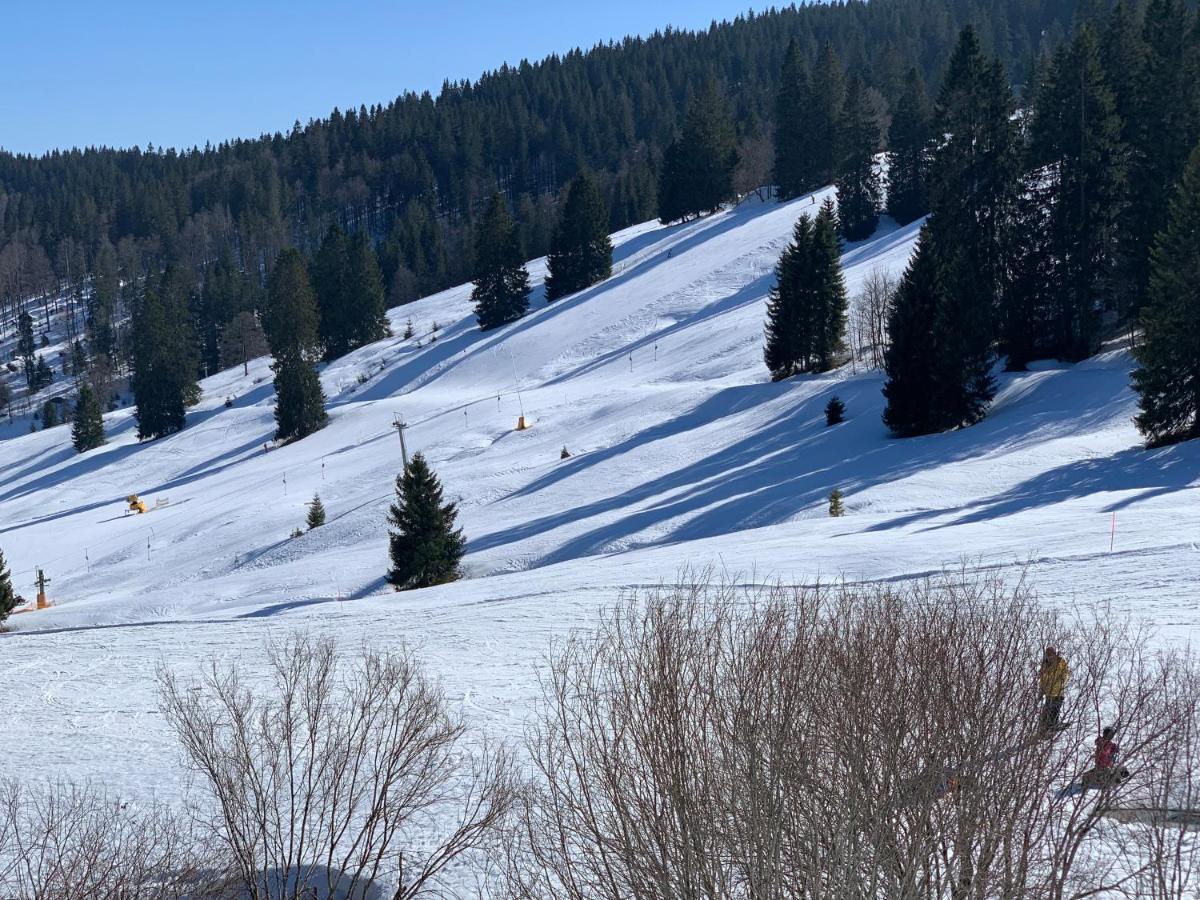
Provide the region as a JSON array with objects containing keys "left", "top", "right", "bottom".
[{"left": 1039, "top": 657, "right": 1069, "bottom": 698}]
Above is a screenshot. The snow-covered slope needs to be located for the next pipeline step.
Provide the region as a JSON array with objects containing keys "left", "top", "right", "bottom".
[{"left": 1, "top": 189, "right": 1198, "bottom": 803}]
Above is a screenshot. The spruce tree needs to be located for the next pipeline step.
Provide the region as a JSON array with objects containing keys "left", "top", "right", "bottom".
[
  {"left": 811, "top": 199, "right": 848, "bottom": 371},
  {"left": 810, "top": 43, "right": 847, "bottom": 186},
  {"left": 306, "top": 493, "right": 326, "bottom": 530},
  {"left": 1026, "top": 25, "right": 1126, "bottom": 362},
  {"left": 1132, "top": 144, "right": 1200, "bottom": 446},
  {"left": 313, "top": 225, "right": 351, "bottom": 359},
  {"left": 883, "top": 226, "right": 951, "bottom": 437},
  {"left": 828, "top": 489, "right": 845, "bottom": 517},
  {"left": 265, "top": 249, "right": 322, "bottom": 358},
  {"left": 71, "top": 383, "right": 105, "bottom": 452},
  {"left": 835, "top": 76, "right": 883, "bottom": 241},
  {"left": 763, "top": 215, "right": 814, "bottom": 379},
  {"left": 774, "top": 39, "right": 814, "bottom": 199},
  {"left": 826, "top": 396, "right": 846, "bottom": 426},
  {"left": 658, "top": 81, "right": 739, "bottom": 223},
  {"left": 887, "top": 69, "right": 933, "bottom": 225},
  {"left": 386, "top": 452, "right": 466, "bottom": 591},
  {"left": 914, "top": 27, "right": 1018, "bottom": 431},
  {"left": 545, "top": 173, "right": 613, "bottom": 300},
  {"left": 341, "top": 231, "right": 390, "bottom": 355},
  {"left": 17, "top": 312, "right": 35, "bottom": 388},
  {"left": 0, "top": 549, "right": 17, "bottom": 626},
  {"left": 132, "top": 266, "right": 200, "bottom": 440},
  {"left": 472, "top": 193, "right": 531, "bottom": 330},
  {"left": 41, "top": 400, "right": 58, "bottom": 428},
  {"left": 34, "top": 356, "right": 53, "bottom": 390},
  {"left": 267, "top": 250, "right": 327, "bottom": 442},
  {"left": 1119, "top": 0, "right": 1199, "bottom": 315}
]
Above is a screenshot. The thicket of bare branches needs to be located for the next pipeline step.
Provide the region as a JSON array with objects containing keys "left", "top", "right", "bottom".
[
  {"left": 0, "top": 779, "right": 201, "bottom": 898},
  {"left": 849, "top": 267, "right": 894, "bottom": 370},
  {"left": 158, "top": 633, "right": 516, "bottom": 900},
  {"left": 504, "top": 571, "right": 1200, "bottom": 899}
]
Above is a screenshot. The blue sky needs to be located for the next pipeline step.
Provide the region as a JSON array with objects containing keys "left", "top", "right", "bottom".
[{"left": 0, "top": 1, "right": 743, "bottom": 156}]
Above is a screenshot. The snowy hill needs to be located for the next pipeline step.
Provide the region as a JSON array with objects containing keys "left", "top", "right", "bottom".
[{"left": 1, "top": 189, "right": 1198, "bottom": 803}]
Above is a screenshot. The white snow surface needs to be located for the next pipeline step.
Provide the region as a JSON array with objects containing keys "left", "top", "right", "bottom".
[{"left": 1, "top": 190, "right": 1198, "bottom": 827}]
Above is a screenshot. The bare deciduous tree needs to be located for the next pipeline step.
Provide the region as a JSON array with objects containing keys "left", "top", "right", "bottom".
[
  {"left": 505, "top": 570, "right": 1200, "bottom": 899},
  {"left": 850, "top": 267, "right": 894, "bottom": 370},
  {"left": 159, "top": 633, "right": 515, "bottom": 900}
]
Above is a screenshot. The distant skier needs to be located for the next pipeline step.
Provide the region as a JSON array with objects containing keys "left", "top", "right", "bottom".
[{"left": 1038, "top": 646, "right": 1070, "bottom": 732}]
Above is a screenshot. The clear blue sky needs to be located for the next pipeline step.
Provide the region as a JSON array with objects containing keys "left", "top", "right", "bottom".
[{"left": 0, "top": 1, "right": 743, "bottom": 156}]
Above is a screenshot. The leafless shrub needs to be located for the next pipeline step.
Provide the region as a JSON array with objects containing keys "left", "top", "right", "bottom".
[
  {"left": 0, "top": 779, "right": 201, "bottom": 898},
  {"left": 505, "top": 570, "right": 1200, "bottom": 899},
  {"left": 159, "top": 633, "right": 516, "bottom": 899},
  {"left": 850, "top": 268, "right": 894, "bottom": 370}
]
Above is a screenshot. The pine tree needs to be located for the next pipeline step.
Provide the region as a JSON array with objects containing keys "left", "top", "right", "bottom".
[
  {"left": 34, "top": 356, "right": 53, "bottom": 390},
  {"left": 835, "top": 76, "right": 882, "bottom": 241},
  {"left": 306, "top": 493, "right": 326, "bottom": 530},
  {"left": 132, "top": 266, "right": 200, "bottom": 440},
  {"left": 1024, "top": 25, "right": 1126, "bottom": 362},
  {"left": 1118, "top": 0, "right": 1199, "bottom": 316},
  {"left": 17, "top": 312, "right": 36, "bottom": 388},
  {"left": 265, "top": 249, "right": 322, "bottom": 358},
  {"left": 472, "top": 193, "right": 531, "bottom": 330},
  {"left": 763, "top": 215, "right": 813, "bottom": 379},
  {"left": 829, "top": 489, "right": 845, "bottom": 517},
  {"left": 1132, "top": 143, "right": 1200, "bottom": 446},
  {"left": 71, "top": 383, "right": 105, "bottom": 452},
  {"left": 658, "top": 81, "right": 739, "bottom": 223},
  {"left": 0, "top": 549, "right": 17, "bottom": 625},
  {"left": 313, "top": 225, "right": 351, "bottom": 359},
  {"left": 774, "top": 39, "right": 814, "bottom": 199},
  {"left": 267, "top": 250, "right": 327, "bottom": 442},
  {"left": 811, "top": 199, "right": 848, "bottom": 371},
  {"left": 763, "top": 204, "right": 847, "bottom": 378},
  {"left": 883, "top": 226, "right": 952, "bottom": 437},
  {"left": 41, "top": 400, "right": 58, "bottom": 428},
  {"left": 386, "top": 453, "right": 466, "bottom": 591},
  {"left": 826, "top": 396, "right": 846, "bottom": 426},
  {"left": 887, "top": 69, "right": 933, "bottom": 225},
  {"left": 343, "top": 231, "right": 390, "bottom": 353},
  {"left": 810, "top": 43, "right": 848, "bottom": 186},
  {"left": 914, "top": 27, "right": 1018, "bottom": 431},
  {"left": 546, "top": 173, "right": 613, "bottom": 300}
]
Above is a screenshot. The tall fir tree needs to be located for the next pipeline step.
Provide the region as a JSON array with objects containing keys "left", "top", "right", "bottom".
[
  {"left": 266, "top": 249, "right": 327, "bottom": 442},
  {"left": 1131, "top": 143, "right": 1200, "bottom": 446},
  {"left": 71, "top": 383, "right": 105, "bottom": 453},
  {"left": 835, "top": 76, "right": 883, "bottom": 241},
  {"left": 882, "top": 226, "right": 951, "bottom": 436},
  {"left": 315, "top": 226, "right": 390, "bottom": 359},
  {"left": 473, "top": 193, "right": 531, "bottom": 330},
  {"left": 1022, "top": 25, "right": 1126, "bottom": 363},
  {"left": 545, "top": 174, "right": 613, "bottom": 300},
  {"left": 809, "top": 43, "right": 848, "bottom": 187},
  {"left": 386, "top": 452, "right": 466, "bottom": 591},
  {"left": 774, "top": 39, "right": 815, "bottom": 199},
  {"left": 131, "top": 266, "right": 200, "bottom": 440},
  {"left": 17, "top": 312, "right": 36, "bottom": 388},
  {"left": 919, "top": 26, "right": 1019, "bottom": 430},
  {"left": 762, "top": 202, "right": 847, "bottom": 378},
  {"left": 658, "top": 80, "right": 739, "bottom": 223},
  {"left": 763, "top": 215, "right": 814, "bottom": 379},
  {"left": 0, "top": 548, "right": 17, "bottom": 626},
  {"left": 1118, "top": 0, "right": 1200, "bottom": 316},
  {"left": 887, "top": 69, "right": 933, "bottom": 225}
]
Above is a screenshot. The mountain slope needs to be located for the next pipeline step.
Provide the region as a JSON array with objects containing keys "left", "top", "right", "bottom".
[{"left": 0, "top": 190, "right": 1197, "bottom": 807}]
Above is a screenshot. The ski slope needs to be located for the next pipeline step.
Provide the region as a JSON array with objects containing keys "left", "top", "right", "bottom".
[{"left": 1, "top": 188, "right": 1198, "bottom": 812}]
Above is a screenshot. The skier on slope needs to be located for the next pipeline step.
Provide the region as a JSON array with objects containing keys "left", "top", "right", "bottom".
[{"left": 1038, "top": 646, "right": 1070, "bottom": 733}]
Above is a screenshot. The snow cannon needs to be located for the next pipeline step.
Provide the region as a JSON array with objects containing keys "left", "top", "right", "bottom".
[{"left": 126, "top": 494, "right": 148, "bottom": 514}]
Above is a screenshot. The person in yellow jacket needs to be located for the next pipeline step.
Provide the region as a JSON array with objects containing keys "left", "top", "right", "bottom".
[{"left": 1039, "top": 646, "right": 1070, "bottom": 732}]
